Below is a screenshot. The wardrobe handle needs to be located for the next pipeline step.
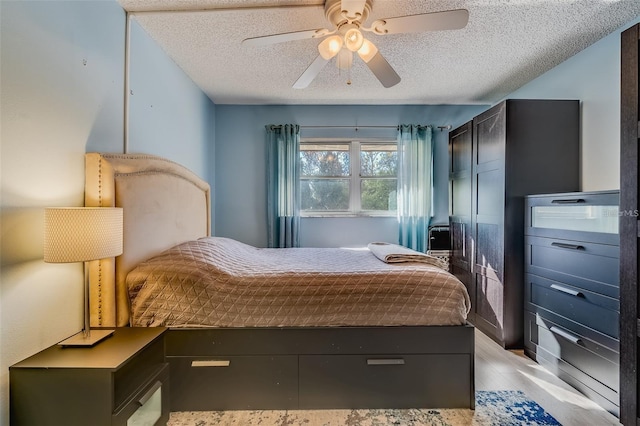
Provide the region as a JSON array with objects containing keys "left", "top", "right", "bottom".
[
  {"left": 367, "top": 358, "right": 405, "bottom": 366},
  {"left": 549, "top": 326, "right": 582, "bottom": 345},
  {"left": 550, "top": 284, "right": 584, "bottom": 298},
  {"left": 191, "top": 360, "right": 231, "bottom": 367},
  {"left": 551, "top": 199, "right": 585, "bottom": 204},
  {"left": 551, "top": 242, "right": 585, "bottom": 250}
]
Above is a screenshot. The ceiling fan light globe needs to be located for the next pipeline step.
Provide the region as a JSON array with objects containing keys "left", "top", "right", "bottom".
[
  {"left": 344, "top": 28, "right": 365, "bottom": 52},
  {"left": 318, "top": 35, "right": 344, "bottom": 60},
  {"left": 357, "top": 38, "right": 378, "bottom": 62}
]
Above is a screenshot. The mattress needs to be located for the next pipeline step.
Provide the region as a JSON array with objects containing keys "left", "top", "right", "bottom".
[{"left": 127, "top": 237, "right": 471, "bottom": 328}]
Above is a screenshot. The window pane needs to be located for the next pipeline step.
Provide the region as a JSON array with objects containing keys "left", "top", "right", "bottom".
[
  {"left": 361, "top": 179, "right": 397, "bottom": 211},
  {"left": 301, "top": 179, "right": 350, "bottom": 210},
  {"left": 300, "top": 144, "right": 350, "bottom": 177},
  {"left": 360, "top": 144, "right": 397, "bottom": 177}
]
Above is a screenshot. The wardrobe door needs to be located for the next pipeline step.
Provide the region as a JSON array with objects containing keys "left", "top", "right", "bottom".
[
  {"left": 472, "top": 103, "right": 506, "bottom": 345},
  {"left": 620, "top": 22, "right": 639, "bottom": 426},
  {"left": 449, "top": 121, "right": 473, "bottom": 318}
]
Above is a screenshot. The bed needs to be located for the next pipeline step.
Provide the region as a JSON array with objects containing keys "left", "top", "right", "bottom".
[{"left": 84, "top": 152, "right": 475, "bottom": 411}]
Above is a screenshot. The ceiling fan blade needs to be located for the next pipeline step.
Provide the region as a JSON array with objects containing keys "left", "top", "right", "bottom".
[
  {"left": 341, "top": 0, "right": 367, "bottom": 21},
  {"left": 370, "top": 9, "right": 469, "bottom": 35},
  {"left": 243, "top": 28, "right": 331, "bottom": 46},
  {"left": 293, "top": 54, "right": 329, "bottom": 89},
  {"left": 362, "top": 50, "right": 401, "bottom": 88}
]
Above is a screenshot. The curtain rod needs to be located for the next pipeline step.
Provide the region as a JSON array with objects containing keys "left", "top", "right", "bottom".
[
  {"left": 301, "top": 125, "right": 398, "bottom": 129},
  {"left": 267, "top": 125, "right": 453, "bottom": 131},
  {"left": 274, "top": 125, "right": 446, "bottom": 129}
]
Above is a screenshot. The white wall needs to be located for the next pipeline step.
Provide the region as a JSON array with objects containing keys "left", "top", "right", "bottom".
[
  {"left": 0, "top": 1, "right": 126, "bottom": 424},
  {"left": 509, "top": 15, "right": 640, "bottom": 191}
]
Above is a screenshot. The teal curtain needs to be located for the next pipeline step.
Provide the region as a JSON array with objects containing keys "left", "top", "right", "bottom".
[
  {"left": 397, "top": 124, "right": 434, "bottom": 252},
  {"left": 266, "top": 124, "right": 301, "bottom": 248}
]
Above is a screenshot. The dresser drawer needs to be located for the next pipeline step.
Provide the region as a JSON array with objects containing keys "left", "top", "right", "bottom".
[
  {"left": 525, "top": 191, "right": 619, "bottom": 245},
  {"left": 527, "top": 313, "right": 619, "bottom": 404},
  {"left": 525, "top": 274, "right": 619, "bottom": 339},
  {"left": 525, "top": 236, "right": 619, "bottom": 298},
  {"left": 168, "top": 355, "right": 298, "bottom": 411},
  {"left": 299, "top": 354, "right": 472, "bottom": 409}
]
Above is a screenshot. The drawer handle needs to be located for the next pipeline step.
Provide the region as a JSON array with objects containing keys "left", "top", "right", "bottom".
[
  {"left": 550, "top": 284, "right": 584, "bottom": 298},
  {"left": 550, "top": 326, "right": 582, "bottom": 345},
  {"left": 551, "top": 242, "right": 585, "bottom": 250},
  {"left": 367, "top": 359, "right": 405, "bottom": 366},
  {"left": 191, "top": 360, "right": 231, "bottom": 367},
  {"left": 137, "top": 380, "right": 162, "bottom": 407},
  {"left": 551, "top": 199, "right": 585, "bottom": 204}
]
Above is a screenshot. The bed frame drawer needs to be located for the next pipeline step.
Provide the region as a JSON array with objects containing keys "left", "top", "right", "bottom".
[
  {"left": 168, "top": 355, "right": 298, "bottom": 411},
  {"left": 298, "top": 354, "right": 473, "bottom": 409}
]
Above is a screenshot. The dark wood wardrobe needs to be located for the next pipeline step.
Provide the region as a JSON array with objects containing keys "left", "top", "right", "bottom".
[
  {"left": 449, "top": 121, "right": 473, "bottom": 321},
  {"left": 449, "top": 99, "right": 580, "bottom": 348},
  {"left": 620, "top": 22, "right": 639, "bottom": 426}
]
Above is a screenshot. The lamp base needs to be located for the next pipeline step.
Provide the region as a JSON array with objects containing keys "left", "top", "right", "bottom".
[{"left": 58, "top": 329, "right": 115, "bottom": 347}]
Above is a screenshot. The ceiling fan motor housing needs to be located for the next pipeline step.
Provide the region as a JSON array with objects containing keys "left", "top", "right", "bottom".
[{"left": 325, "top": 0, "right": 372, "bottom": 27}]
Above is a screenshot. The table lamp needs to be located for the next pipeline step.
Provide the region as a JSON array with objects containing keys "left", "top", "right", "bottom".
[{"left": 44, "top": 207, "right": 123, "bottom": 346}]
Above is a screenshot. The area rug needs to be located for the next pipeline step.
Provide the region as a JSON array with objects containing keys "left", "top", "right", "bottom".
[{"left": 168, "top": 390, "right": 561, "bottom": 425}]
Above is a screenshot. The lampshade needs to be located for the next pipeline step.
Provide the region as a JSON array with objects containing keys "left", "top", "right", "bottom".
[
  {"left": 44, "top": 207, "right": 123, "bottom": 263},
  {"left": 344, "top": 28, "right": 364, "bottom": 52},
  {"left": 318, "top": 35, "right": 343, "bottom": 60},
  {"left": 357, "top": 39, "right": 378, "bottom": 63}
]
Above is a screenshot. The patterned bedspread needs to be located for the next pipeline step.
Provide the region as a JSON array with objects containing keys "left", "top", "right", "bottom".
[{"left": 126, "top": 237, "right": 471, "bottom": 328}]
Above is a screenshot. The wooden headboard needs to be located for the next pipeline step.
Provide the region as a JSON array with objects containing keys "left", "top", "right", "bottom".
[{"left": 84, "top": 153, "right": 211, "bottom": 327}]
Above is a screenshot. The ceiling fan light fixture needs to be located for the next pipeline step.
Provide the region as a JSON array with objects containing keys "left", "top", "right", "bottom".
[
  {"left": 318, "top": 35, "right": 344, "bottom": 60},
  {"left": 344, "top": 28, "right": 365, "bottom": 52},
  {"left": 357, "top": 38, "right": 378, "bottom": 62},
  {"left": 247, "top": 0, "right": 468, "bottom": 89}
]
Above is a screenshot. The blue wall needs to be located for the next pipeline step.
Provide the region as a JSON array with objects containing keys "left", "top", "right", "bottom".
[
  {"left": 214, "top": 15, "right": 640, "bottom": 249},
  {"left": 214, "top": 105, "right": 487, "bottom": 247},
  {"left": 0, "top": 3, "right": 217, "bottom": 423},
  {"left": 128, "top": 18, "right": 215, "bottom": 182}
]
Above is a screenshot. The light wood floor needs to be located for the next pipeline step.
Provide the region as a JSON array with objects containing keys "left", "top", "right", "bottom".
[{"left": 475, "top": 328, "right": 620, "bottom": 426}]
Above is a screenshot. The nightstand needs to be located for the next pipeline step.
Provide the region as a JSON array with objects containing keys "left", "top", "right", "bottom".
[{"left": 10, "top": 327, "right": 169, "bottom": 426}]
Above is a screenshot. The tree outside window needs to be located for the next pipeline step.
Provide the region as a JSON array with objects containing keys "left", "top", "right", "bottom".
[{"left": 300, "top": 141, "right": 397, "bottom": 215}]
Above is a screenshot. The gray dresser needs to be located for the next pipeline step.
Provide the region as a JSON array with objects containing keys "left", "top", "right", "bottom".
[{"left": 524, "top": 190, "right": 620, "bottom": 416}]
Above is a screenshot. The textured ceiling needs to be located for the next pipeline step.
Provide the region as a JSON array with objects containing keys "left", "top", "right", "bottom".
[{"left": 119, "top": 0, "right": 640, "bottom": 105}]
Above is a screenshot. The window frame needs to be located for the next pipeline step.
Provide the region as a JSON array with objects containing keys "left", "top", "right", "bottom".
[{"left": 299, "top": 138, "right": 398, "bottom": 217}]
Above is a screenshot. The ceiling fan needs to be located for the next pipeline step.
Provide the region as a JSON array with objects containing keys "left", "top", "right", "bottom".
[{"left": 242, "top": 0, "right": 469, "bottom": 89}]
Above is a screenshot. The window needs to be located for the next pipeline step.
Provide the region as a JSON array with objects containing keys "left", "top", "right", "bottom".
[{"left": 300, "top": 140, "right": 397, "bottom": 216}]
